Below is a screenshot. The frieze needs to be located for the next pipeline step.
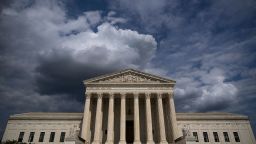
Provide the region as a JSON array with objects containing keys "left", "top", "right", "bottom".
[{"left": 87, "top": 87, "right": 172, "bottom": 90}]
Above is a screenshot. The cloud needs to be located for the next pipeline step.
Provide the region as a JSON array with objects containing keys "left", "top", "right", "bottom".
[
  {"left": 109, "top": 0, "right": 256, "bottom": 116},
  {"left": 174, "top": 68, "right": 238, "bottom": 112},
  {"left": 1, "top": 0, "right": 256, "bottom": 137},
  {"left": 0, "top": 0, "right": 157, "bottom": 137},
  {"left": 0, "top": 0, "right": 157, "bottom": 98},
  {"left": 60, "top": 22, "right": 156, "bottom": 67}
]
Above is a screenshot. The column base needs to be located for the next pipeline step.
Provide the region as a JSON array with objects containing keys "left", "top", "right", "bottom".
[
  {"left": 105, "top": 141, "right": 114, "bottom": 144},
  {"left": 118, "top": 140, "right": 126, "bottom": 144},
  {"left": 134, "top": 140, "right": 141, "bottom": 144},
  {"left": 146, "top": 140, "right": 154, "bottom": 144},
  {"left": 92, "top": 141, "right": 101, "bottom": 144},
  {"left": 159, "top": 140, "right": 168, "bottom": 144}
]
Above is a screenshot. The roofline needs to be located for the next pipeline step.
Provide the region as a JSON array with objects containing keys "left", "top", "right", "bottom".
[{"left": 83, "top": 68, "right": 176, "bottom": 84}]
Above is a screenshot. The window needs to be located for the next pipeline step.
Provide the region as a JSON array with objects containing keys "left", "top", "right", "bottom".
[
  {"left": 203, "top": 132, "right": 209, "bottom": 142},
  {"left": 60, "top": 132, "right": 66, "bottom": 142},
  {"left": 213, "top": 132, "right": 220, "bottom": 142},
  {"left": 28, "top": 132, "right": 35, "bottom": 142},
  {"left": 49, "top": 132, "right": 55, "bottom": 142},
  {"left": 18, "top": 132, "right": 25, "bottom": 142},
  {"left": 193, "top": 132, "right": 199, "bottom": 142},
  {"left": 223, "top": 132, "right": 230, "bottom": 142},
  {"left": 233, "top": 132, "right": 240, "bottom": 142},
  {"left": 39, "top": 132, "right": 45, "bottom": 142}
]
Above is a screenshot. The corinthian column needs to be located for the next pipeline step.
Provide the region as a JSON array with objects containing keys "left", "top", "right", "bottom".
[
  {"left": 119, "top": 93, "right": 126, "bottom": 144},
  {"left": 134, "top": 93, "right": 141, "bottom": 144},
  {"left": 168, "top": 92, "right": 179, "bottom": 140},
  {"left": 157, "top": 93, "right": 168, "bottom": 144},
  {"left": 81, "top": 92, "right": 91, "bottom": 142},
  {"left": 106, "top": 93, "right": 114, "bottom": 144},
  {"left": 92, "top": 93, "right": 103, "bottom": 144},
  {"left": 145, "top": 93, "right": 154, "bottom": 144}
]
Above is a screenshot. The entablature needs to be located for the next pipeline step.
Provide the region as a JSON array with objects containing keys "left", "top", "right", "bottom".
[{"left": 85, "top": 89, "right": 174, "bottom": 98}]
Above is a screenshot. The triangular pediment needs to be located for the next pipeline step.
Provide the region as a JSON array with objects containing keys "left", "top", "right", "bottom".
[{"left": 84, "top": 69, "right": 175, "bottom": 84}]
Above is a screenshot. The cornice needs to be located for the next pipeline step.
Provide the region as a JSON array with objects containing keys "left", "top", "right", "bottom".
[
  {"left": 9, "top": 112, "right": 83, "bottom": 120},
  {"left": 8, "top": 112, "right": 249, "bottom": 121},
  {"left": 176, "top": 112, "right": 249, "bottom": 120}
]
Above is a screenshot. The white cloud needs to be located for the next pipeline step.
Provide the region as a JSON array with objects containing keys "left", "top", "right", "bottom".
[
  {"left": 173, "top": 66, "right": 239, "bottom": 112},
  {"left": 61, "top": 22, "right": 156, "bottom": 68},
  {"left": 84, "top": 11, "right": 102, "bottom": 26},
  {"left": 0, "top": 0, "right": 157, "bottom": 114},
  {"left": 106, "top": 11, "right": 127, "bottom": 24},
  {"left": 1, "top": 0, "right": 254, "bottom": 116}
]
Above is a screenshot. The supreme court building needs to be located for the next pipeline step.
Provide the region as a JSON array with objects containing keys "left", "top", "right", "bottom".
[{"left": 2, "top": 69, "right": 256, "bottom": 144}]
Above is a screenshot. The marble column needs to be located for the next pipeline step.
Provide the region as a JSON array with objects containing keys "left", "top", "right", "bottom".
[
  {"left": 92, "top": 93, "right": 103, "bottom": 144},
  {"left": 81, "top": 92, "right": 91, "bottom": 142},
  {"left": 168, "top": 92, "right": 179, "bottom": 140},
  {"left": 157, "top": 93, "right": 168, "bottom": 144},
  {"left": 134, "top": 93, "right": 141, "bottom": 144},
  {"left": 106, "top": 93, "right": 114, "bottom": 144},
  {"left": 145, "top": 93, "right": 154, "bottom": 144},
  {"left": 119, "top": 93, "right": 126, "bottom": 144}
]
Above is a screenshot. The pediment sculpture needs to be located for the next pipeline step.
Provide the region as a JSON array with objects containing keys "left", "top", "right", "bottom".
[
  {"left": 96, "top": 73, "right": 160, "bottom": 83},
  {"left": 84, "top": 69, "right": 175, "bottom": 84}
]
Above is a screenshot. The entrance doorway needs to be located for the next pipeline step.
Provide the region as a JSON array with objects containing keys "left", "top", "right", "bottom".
[{"left": 126, "top": 120, "right": 134, "bottom": 143}]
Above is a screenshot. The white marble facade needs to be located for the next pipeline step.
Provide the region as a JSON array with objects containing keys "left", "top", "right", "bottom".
[
  {"left": 81, "top": 69, "right": 179, "bottom": 144},
  {"left": 2, "top": 69, "right": 256, "bottom": 144}
]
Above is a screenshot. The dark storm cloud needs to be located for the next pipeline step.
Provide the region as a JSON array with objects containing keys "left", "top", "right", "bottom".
[
  {"left": 109, "top": 0, "right": 256, "bottom": 134},
  {"left": 1, "top": 0, "right": 256, "bottom": 139},
  {"left": 0, "top": 0, "right": 157, "bottom": 138},
  {"left": 35, "top": 50, "right": 115, "bottom": 101},
  {"left": 109, "top": 0, "right": 256, "bottom": 109}
]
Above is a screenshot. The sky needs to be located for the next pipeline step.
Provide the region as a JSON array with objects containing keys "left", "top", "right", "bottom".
[{"left": 0, "top": 0, "right": 256, "bottom": 139}]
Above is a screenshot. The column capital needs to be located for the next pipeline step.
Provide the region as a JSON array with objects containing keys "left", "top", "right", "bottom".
[
  {"left": 96, "top": 93, "right": 103, "bottom": 99},
  {"left": 145, "top": 93, "right": 151, "bottom": 99},
  {"left": 120, "top": 93, "right": 126, "bottom": 98},
  {"left": 157, "top": 93, "right": 163, "bottom": 99},
  {"left": 85, "top": 92, "right": 92, "bottom": 99},
  {"left": 167, "top": 91, "right": 174, "bottom": 97},
  {"left": 109, "top": 93, "right": 114, "bottom": 98},
  {"left": 134, "top": 93, "right": 139, "bottom": 98}
]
